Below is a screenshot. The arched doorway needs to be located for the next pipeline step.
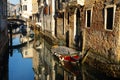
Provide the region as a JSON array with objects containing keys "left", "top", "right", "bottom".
[{"left": 74, "top": 8, "right": 83, "bottom": 51}]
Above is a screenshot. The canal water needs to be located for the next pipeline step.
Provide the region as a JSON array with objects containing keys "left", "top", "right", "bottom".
[
  {"left": 8, "top": 34, "right": 120, "bottom": 80},
  {"left": 9, "top": 37, "right": 34, "bottom": 80}
]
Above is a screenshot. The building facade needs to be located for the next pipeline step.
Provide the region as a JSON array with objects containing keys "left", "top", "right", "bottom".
[
  {"left": 0, "top": 0, "right": 8, "bottom": 53},
  {"left": 20, "top": 0, "right": 32, "bottom": 19},
  {"left": 14, "top": 4, "right": 21, "bottom": 18},
  {"left": 0, "top": 0, "right": 9, "bottom": 79},
  {"left": 80, "top": 0, "right": 120, "bottom": 78},
  {"left": 32, "top": 0, "right": 38, "bottom": 22},
  {"left": 83, "top": 0, "right": 120, "bottom": 62}
]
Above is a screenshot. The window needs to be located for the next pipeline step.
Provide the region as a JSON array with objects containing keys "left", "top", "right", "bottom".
[
  {"left": 44, "top": 6, "right": 49, "bottom": 15},
  {"left": 23, "top": 5, "right": 27, "bottom": 11},
  {"left": 62, "top": 0, "right": 65, "bottom": 2},
  {"left": 49, "top": 5, "right": 52, "bottom": 15},
  {"left": 67, "top": 12, "right": 69, "bottom": 24},
  {"left": 86, "top": 9, "right": 92, "bottom": 28},
  {"left": 104, "top": 5, "right": 116, "bottom": 30},
  {"left": 63, "top": 12, "right": 65, "bottom": 35}
]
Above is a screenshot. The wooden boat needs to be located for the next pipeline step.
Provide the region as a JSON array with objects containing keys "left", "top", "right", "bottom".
[
  {"left": 53, "top": 52, "right": 80, "bottom": 63},
  {"left": 51, "top": 46, "right": 82, "bottom": 75},
  {"left": 51, "top": 46, "right": 82, "bottom": 64}
]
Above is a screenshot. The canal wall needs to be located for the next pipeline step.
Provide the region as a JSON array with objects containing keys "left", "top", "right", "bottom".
[{"left": 84, "top": 50, "right": 120, "bottom": 78}]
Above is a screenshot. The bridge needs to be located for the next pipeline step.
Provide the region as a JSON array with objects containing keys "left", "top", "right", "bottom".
[
  {"left": 7, "top": 18, "right": 26, "bottom": 23},
  {"left": 7, "top": 18, "right": 26, "bottom": 30},
  {"left": 8, "top": 18, "right": 27, "bottom": 53}
]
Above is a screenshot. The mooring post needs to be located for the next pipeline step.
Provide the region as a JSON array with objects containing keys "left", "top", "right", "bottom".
[
  {"left": 9, "top": 23, "right": 13, "bottom": 56},
  {"left": 10, "top": 23, "right": 12, "bottom": 48}
]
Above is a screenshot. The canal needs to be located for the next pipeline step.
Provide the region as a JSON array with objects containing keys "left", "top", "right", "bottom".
[
  {"left": 7, "top": 31, "right": 120, "bottom": 80},
  {"left": 9, "top": 36, "right": 34, "bottom": 80}
]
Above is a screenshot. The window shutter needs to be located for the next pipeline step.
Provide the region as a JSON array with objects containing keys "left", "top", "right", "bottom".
[
  {"left": 44, "top": 6, "right": 49, "bottom": 15},
  {"left": 49, "top": 4, "right": 52, "bottom": 15}
]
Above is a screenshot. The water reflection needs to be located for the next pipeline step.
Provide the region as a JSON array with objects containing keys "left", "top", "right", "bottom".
[
  {"left": 7, "top": 32, "right": 120, "bottom": 80},
  {"left": 12, "top": 37, "right": 21, "bottom": 46},
  {"left": 9, "top": 49, "right": 34, "bottom": 80}
]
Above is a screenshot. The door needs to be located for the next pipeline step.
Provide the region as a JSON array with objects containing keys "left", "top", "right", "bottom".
[{"left": 74, "top": 8, "right": 83, "bottom": 51}]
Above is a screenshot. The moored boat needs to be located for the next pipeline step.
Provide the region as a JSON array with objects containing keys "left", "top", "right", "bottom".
[
  {"left": 51, "top": 46, "right": 82, "bottom": 75},
  {"left": 51, "top": 46, "right": 82, "bottom": 64}
]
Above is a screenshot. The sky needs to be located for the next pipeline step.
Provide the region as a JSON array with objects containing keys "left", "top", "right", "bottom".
[{"left": 9, "top": 0, "right": 20, "bottom": 4}]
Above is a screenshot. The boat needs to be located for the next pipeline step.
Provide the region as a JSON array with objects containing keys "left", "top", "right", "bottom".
[
  {"left": 51, "top": 46, "right": 82, "bottom": 64},
  {"left": 51, "top": 46, "right": 82, "bottom": 75}
]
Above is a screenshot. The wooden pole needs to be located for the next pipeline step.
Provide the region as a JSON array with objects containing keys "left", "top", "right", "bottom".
[{"left": 9, "top": 23, "right": 13, "bottom": 56}]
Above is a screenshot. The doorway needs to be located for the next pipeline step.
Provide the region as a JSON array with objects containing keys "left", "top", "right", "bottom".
[{"left": 74, "top": 8, "right": 83, "bottom": 51}]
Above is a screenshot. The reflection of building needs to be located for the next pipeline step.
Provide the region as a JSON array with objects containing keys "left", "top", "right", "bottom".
[
  {"left": 22, "top": 47, "right": 33, "bottom": 58},
  {"left": 0, "top": 0, "right": 9, "bottom": 79}
]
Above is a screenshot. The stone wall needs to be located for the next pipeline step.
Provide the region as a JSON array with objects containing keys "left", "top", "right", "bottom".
[
  {"left": 56, "top": 12, "right": 73, "bottom": 47},
  {"left": 82, "top": 0, "right": 120, "bottom": 63},
  {"left": 56, "top": 17, "right": 65, "bottom": 39}
]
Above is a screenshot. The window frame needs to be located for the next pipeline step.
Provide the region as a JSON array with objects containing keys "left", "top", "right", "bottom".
[
  {"left": 85, "top": 8, "right": 93, "bottom": 28},
  {"left": 23, "top": 5, "right": 27, "bottom": 11},
  {"left": 104, "top": 5, "right": 116, "bottom": 31}
]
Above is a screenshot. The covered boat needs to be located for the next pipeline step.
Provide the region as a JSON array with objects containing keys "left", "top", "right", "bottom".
[
  {"left": 51, "top": 46, "right": 82, "bottom": 64},
  {"left": 51, "top": 46, "right": 82, "bottom": 75}
]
